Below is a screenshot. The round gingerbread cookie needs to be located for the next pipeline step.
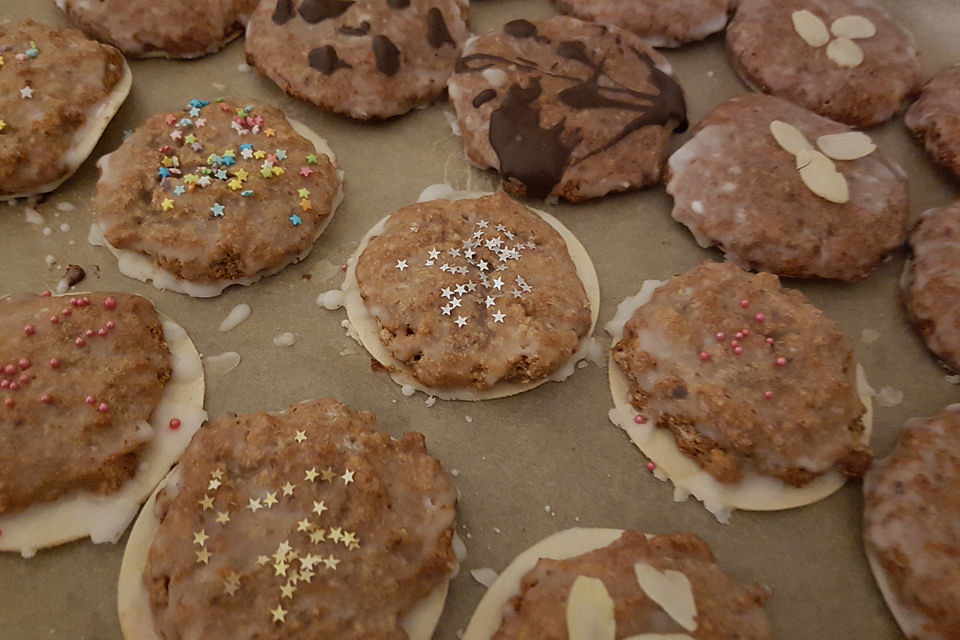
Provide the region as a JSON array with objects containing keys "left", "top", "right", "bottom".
[
  {"left": 464, "top": 528, "right": 772, "bottom": 640},
  {"left": 607, "top": 262, "right": 874, "bottom": 522},
  {"left": 447, "top": 16, "right": 687, "bottom": 202},
  {"left": 900, "top": 202, "right": 960, "bottom": 373},
  {"left": 726, "top": 0, "right": 922, "bottom": 127},
  {"left": 864, "top": 406, "right": 960, "bottom": 640},
  {"left": 118, "top": 398, "right": 459, "bottom": 640},
  {"left": 335, "top": 185, "right": 599, "bottom": 400},
  {"left": 90, "top": 97, "right": 343, "bottom": 298},
  {"left": 245, "top": 0, "right": 470, "bottom": 119},
  {"left": 905, "top": 65, "right": 960, "bottom": 181},
  {"left": 56, "top": 0, "right": 258, "bottom": 58},
  {"left": 551, "top": 0, "right": 733, "bottom": 48},
  {"left": 667, "top": 93, "right": 908, "bottom": 282},
  {"left": 0, "top": 291, "right": 205, "bottom": 557},
  {"left": 0, "top": 20, "right": 130, "bottom": 201}
]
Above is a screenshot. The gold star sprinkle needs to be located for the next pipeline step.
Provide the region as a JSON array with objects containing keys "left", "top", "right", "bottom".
[
  {"left": 312, "top": 500, "right": 327, "bottom": 517},
  {"left": 161, "top": 198, "right": 174, "bottom": 211},
  {"left": 234, "top": 168, "right": 249, "bottom": 181},
  {"left": 215, "top": 510, "right": 230, "bottom": 524},
  {"left": 195, "top": 548, "right": 212, "bottom": 565},
  {"left": 304, "top": 467, "right": 319, "bottom": 482},
  {"left": 254, "top": 150, "right": 266, "bottom": 159},
  {"left": 281, "top": 482, "right": 296, "bottom": 496},
  {"left": 323, "top": 555, "right": 340, "bottom": 571},
  {"left": 247, "top": 497, "right": 263, "bottom": 513},
  {"left": 280, "top": 583, "right": 296, "bottom": 599},
  {"left": 211, "top": 468, "right": 224, "bottom": 480},
  {"left": 263, "top": 492, "right": 278, "bottom": 508},
  {"left": 228, "top": 178, "right": 243, "bottom": 191},
  {"left": 294, "top": 430, "right": 307, "bottom": 443},
  {"left": 270, "top": 604, "right": 287, "bottom": 623},
  {"left": 198, "top": 494, "right": 214, "bottom": 510},
  {"left": 193, "top": 529, "right": 209, "bottom": 546},
  {"left": 208, "top": 478, "right": 222, "bottom": 491},
  {"left": 309, "top": 529, "right": 326, "bottom": 545},
  {"left": 341, "top": 531, "right": 359, "bottom": 549},
  {"left": 256, "top": 555, "right": 269, "bottom": 566},
  {"left": 273, "top": 560, "right": 289, "bottom": 577},
  {"left": 299, "top": 568, "right": 315, "bottom": 583},
  {"left": 321, "top": 467, "right": 336, "bottom": 482},
  {"left": 341, "top": 469, "right": 355, "bottom": 485},
  {"left": 296, "top": 518, "right": 314, "bottom": 532},
  {"left": 328, "top": 527, "right": 343, "bottom": 543},
  {"left": 300, "top": 553, "right": 321, "bottom": 571},
  {"left": 275, "top": 540, "right": 292, "bottom": 557},
  {"left": 264, "top": 128, "right": 276, "bottom": 138},
  {"left": 223, "top": 572, "right": 241, "bottom": 596}
]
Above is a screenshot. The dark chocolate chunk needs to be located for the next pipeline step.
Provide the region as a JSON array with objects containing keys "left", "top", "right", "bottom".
[
  {"left": 338, "top": 21, "right": 371, "bottom": 36},
  {"left": 426, "top": 8, "right": 455, "bottom": 49},
  {"left": 387, "top": 0, "right": 410, "bottom": 8},
  {"left": 472, "top": 88, "right": 497, "bottom": 108},
  {"left": 298, "top": 0, "right": 354, "bottom": 23},
  {"left": 65, "top": 264, "right": 86, "bottom": 287},
  {"left": 373, "top": 35, "right": 401, "bottom": 75},
  {"left": 309, "top": 45, "right": 351, "bottom": 74},
  {"left": 489, "top": 80, "right": 573, "bottom": 200},
  {"left": 272, "top": 0, "right": 295, "bottom": 25},
  {"left": 504, "top": 19, "right": 538, "bottom": 39}
]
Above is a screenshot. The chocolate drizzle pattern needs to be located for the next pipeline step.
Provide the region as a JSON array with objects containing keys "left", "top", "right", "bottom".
[{"left": 454, "top": 23, "right": 688, "bottom": 199}]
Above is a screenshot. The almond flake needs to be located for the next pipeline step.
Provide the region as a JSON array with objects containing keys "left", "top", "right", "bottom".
[
  {"left": 634, "top": 563, "right": 698, "bottom": 632},
  {"left": 769, "top": 120, "right": 813, "bottom": 156},
  {"left": 826, "top": 37, "right": 864, "bottom": 68},
  {"left": 566, "top": 576, "right": 616, "bottom": 640},
  {"left": 797, "top": 150, "right": 850, "bottom": 203},
  {"left": 831, "top": 15, "right": 876, "bottom": 39},
  {"left": 791, "top": 10, "right": 830, "bottom": 47},
  {"left": 816, "top": 131, "right": 876, "bottom": 160}
]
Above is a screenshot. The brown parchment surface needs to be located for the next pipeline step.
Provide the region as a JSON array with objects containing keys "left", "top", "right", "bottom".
[{"left": 0, "top": 0, "right": 959, "bottom": 638}]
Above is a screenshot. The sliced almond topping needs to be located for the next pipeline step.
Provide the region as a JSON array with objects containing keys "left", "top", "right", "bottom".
[
  {"left": 831, "top": 15, "right": 876, "bottom": 39},
  {"left": 791, "top": 10, "right": 830, "bottom": 47},
  {"left": 797, "top": 150, "right": 850, "bottom": 203},
  {"left": 826, "top": 37, "right": 864, "bottom": 67},
  {"left": 634, "top": 563, "right": 698, "bottom": 632},
  {"left": 795, "top": 147, "right": 816, "bottom": 170},
  {"left": 769, "top": 120, "right": 813, "bottom": 156},
  {"left": 566, "top": 576, "right": 616, "bottom": 640},
  {"left": 816, "top": 131, "right": 877, "bottom": 160}
]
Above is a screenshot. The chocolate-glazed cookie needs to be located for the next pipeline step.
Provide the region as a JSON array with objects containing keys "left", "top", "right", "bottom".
[
  {"left": 56, "top": 0, "right": 257, "bottom": 58},
  {"left": 551, "top": 0, "right": 733, "bottom": 48},
  {"left": 726, "top": 0, "right": 921, "bottom": 127},
  {"left": 91, "top": 97, "right": 342, "bottom": 298},
  {"left": 245, "top": 0, "right": 470, "bottom": 119},
  {"left": 447, "top": 16, "right": 687, "bottom": 202}
]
